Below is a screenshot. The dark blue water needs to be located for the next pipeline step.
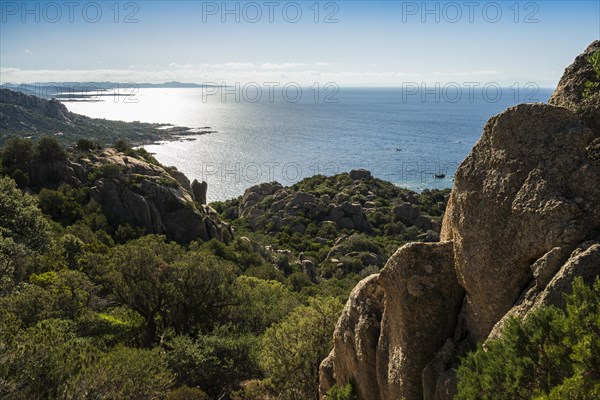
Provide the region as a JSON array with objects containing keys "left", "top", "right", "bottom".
[{"left": 69, "top": 87, "right": 553, "bottom": 201}]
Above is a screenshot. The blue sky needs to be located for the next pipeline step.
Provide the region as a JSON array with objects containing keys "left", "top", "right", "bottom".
[{"left": 1, "top": 0, "right": 599, "bottom": 86}]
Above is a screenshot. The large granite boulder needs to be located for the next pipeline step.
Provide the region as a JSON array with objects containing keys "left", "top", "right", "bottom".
[
  {"left": 441, "top": 103, "right": 599, "bottom": 341},
  {"left": 320, "top": 42, "right": 600, "bottom": 400},
  {"left": 319, "top": 274, "right": 384, "bottom": 399},
  {"left": 378, "top": 242, "right": 463, "bottom": 400}
]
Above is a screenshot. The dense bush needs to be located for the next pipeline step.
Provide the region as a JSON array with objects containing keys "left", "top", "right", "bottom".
[
  {"left": 260, "top": 296, "right": 343, "bottom": 400},
  {"left": 76, "top": 138, "right": 98, "bottom": 151},
  {"left": 326, "top": 383, "right": 358, "bottom": 400},
  {"left": 65, "top": 346, "right": 175, "bottom": 399},
  {"left": 456, "top": 277, "right": 600, "bottom": 400},
  {"left": 1, "top": 138, "right": 34, "bottom": 186},
  {"left": 1, "top": 137, "right": 34, "bottom": 169},
  {"left": 114, "top": 138, "right": 132, "bottom": 153},
  {"left": 0, "top": 176, "right": 50, "bottom": 252},
  {"left": 37, "top": 185, "right": 86, "bottom": 225},
  {"left": 35, "top": 136, "right": 67, "bottom": 163},
  {"left": 167, "top": 330, "right": 261, "bottom": 398}
]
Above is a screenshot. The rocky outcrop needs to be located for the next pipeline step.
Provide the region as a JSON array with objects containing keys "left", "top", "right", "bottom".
[
  {"left": 320, "top": 42, "right": 600, "bottom": 399},
  {"left": 549, "top": 40, "right": 600, "bottom": 135},
  {"left": 191, "top": 179, "right": 208, "bottom": 204},
  {"left": 235, "top": 170, "right": 442, "bottom": 239},
  {"left": 88, "top": 149, "right": 231, "bottom": 243},
  {"left": 232, "top": 173, "right": 448, "bottom": 280},
  {"left": 0, "top": 88, "right": 71, "bottom": 121},
  {"left": 24, "top": 147, "right": 231, "bottom": 244}
]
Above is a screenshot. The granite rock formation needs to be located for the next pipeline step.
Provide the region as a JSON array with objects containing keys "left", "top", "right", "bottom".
[{"left": 320, "top": 42, "right": 600, "bottom": 400}]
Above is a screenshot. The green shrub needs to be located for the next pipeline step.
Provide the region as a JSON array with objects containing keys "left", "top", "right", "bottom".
[
  {"left": 326, "top": 382, "right": 358, "bottom": 400},
  {"left": 260, "top": 296, "right": 343, "bottom": 400},
  {"left": 456, "top": 277, "right": 600, "bottom": 400},
  {"left": 76, "top": 138, "right": 98, "bottom": 151},
  {"left": 97, "top": 163, "right": 123, "bottom": 180},
  {"left": 114, "top": 138, "right": 132, "bottom": 153},
  {"left": 167, "top": 330, "right": 261, "bottom": 398},
  {"left": 35, "top": 136, "right": 67, "bottom": 163},
  {"left": 583, "top": 50, "right": 600, "bottom": 98},
  {"left": 0, "top": 318, "right": 100, "bottom": 399},
  {"left": 38, "top": 185, "right": 85, "bottom": 225},
  {"left": 65, "top": 345, "right": 174, "bottom": 399},
  {"left": 10, "top": 168, "right": 30, "bottom": 187},
  {"left": 1, "top": 137, "right": 34, "bottom": 169},
  {"left": 0, "top": 176, "right": 50, "bottom": 252}
]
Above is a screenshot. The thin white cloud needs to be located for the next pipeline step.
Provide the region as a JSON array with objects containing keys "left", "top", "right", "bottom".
[
  {"left": 168, "top": 62, "right": 194, "bottom": 69},
  {"left": 432, "top": 70, "right": 498, "bottom": 76},
  {"left": 260, "top": 62, "right": 305, "bottom": 69},
  {"left": 24, "top": 49, "right": 31, "bottom": 53},
  {"left": 217, "top": 62, "right": 255, "bottom": 69}
]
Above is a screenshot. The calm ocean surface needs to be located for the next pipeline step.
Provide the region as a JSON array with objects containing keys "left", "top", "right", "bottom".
[{"left": 67, "top": 87, "right": 553, "bottom": 202}]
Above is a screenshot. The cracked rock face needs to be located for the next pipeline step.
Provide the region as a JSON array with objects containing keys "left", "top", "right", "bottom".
[
  {"left": 320, "top": 42, "right": 600, "bottom": 400},
  {"left": 319, "top": 274, "right": 384, "bottom": 400},
  {"left": 376, "top": 242, "right": 464, "bottom": 400},
  {"left": 442, "top": 103, "right": 599, "bottom": 342}
]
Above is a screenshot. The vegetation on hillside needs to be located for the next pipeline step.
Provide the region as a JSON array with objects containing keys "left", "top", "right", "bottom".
[{"left": 0, "top": 136, "right": 450, "bottom": 399}]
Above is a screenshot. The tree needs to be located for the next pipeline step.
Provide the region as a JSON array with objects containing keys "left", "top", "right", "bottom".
[
  {"left": 64, "top": 345, "right": 174, "bottom": 400},
  {"left": 166, "top": 330, "right": 260, "bottom": 398},
  {"left": 106, "top": 235, "right": 183, "bottom": 347},
  {"left": 230, "top": 276, "right": 299, "bottom": 334},
  {"left": 260, "top": 296, "right": 343, "bottom": 400},
  {"left": 34, "top": 136, "right": 67, "bottom": 163},
  {"left": 0, "top": 176, "right": 51, "bottom": 252},
  {"left": 166, "top": 251, "right": 238, "bottom": 335},
  {"left": 0, "top": 318, "right": 100, "bottom": 399},
  {"left": 0, "top": 176, "right": 50, "bottom": 291},
  {"left": 1, "top": 138, "right": 33, "bottom": 170}
]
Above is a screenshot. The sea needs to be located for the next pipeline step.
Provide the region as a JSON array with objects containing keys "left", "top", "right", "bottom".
[{"left": 66, "top": 86, "right": 553, "bottom": 202}]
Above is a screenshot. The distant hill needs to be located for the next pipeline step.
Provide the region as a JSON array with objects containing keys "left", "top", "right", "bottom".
[
  {"left": 0, "top": 88, "right": 212, "bottom": 146},
  {"left": 1, "top": 81, "right": 212, "bottom": 96}
]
